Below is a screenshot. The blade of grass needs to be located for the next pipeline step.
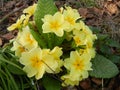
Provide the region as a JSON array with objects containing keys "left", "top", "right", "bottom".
[
  {"left": 0, "top": 73, "right": 7, "bottom": 90},
  {"left": 0, "top": 54, "right": 23, "bottom": 71},
  {"left": 19, "top": 76, "right": 24, "bottom": 90},
  {"left": 5, "top": 67, "right": 19, "bottom": 90}
]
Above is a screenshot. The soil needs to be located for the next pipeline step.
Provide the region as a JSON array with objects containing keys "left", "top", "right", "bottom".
[{"left": 0, "top": 0, "right": 120, "bottom": 90}]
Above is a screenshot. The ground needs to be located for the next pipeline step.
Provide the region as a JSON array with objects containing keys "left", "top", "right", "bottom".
[{"left": 0, "top": 0, "right": 120, "bottom": 90}]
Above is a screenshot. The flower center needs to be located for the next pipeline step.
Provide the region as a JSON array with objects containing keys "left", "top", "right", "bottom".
[
  {"left": 50, "top": 21, "right": 61, "bottom": 30},
  {"left": 31, "top": 56, "right": 42, "bottom": 68},
  {"left": 26, "top": 33, "right": 34, "bottom": 44},
  {"left": 19, "top": 46, "right": 25, "bottom": 52},
  {"left": 74, "top": 36, "right": 81, "bottom": 45},
  {"left": 65, "top": 16, "right": 74, "bottom": 25},
  {"left": 73, "top": 60, "right": 84, "bottom": 70}
]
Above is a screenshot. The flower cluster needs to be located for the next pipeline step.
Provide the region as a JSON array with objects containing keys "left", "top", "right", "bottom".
[{"left": 7, "top": 3, "right": 97, "bottom": 86}]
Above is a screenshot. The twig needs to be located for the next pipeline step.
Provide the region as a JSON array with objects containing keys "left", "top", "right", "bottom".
[
  {"left": 102, "top": 78, "right": 104, "bottom": 90},
  {"left": 1, "top": 0, "right": 4, "bottom": 10},
  {"left": 0, "top": 0, "right": 28, "bottom": 24}
]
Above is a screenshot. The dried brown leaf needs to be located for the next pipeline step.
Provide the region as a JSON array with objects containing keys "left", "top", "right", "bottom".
[
  {"left": 91, "top": 78, "right": 102, "bottom": 85},
  {"left": 0, "top": 38, "right": 2, "bottom": 46},
  {"left": 79, "top": 79, "right": 91, "bottom": 90},
  {"left": 104, "top": 2, "right": 118, "bottom": 15}
]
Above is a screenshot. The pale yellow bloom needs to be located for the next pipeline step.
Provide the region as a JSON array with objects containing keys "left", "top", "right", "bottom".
[
  {"left": 62, "top": 51, "right": 92, "bottom": 86},
  {"left": 73, "top": 29, "right": 87, "bottom": 46},
  {"left": 41, "top": 49, "right": 58, "bottom": 73},
  {"left": 20, "top": 48, "right": 46, "bottom": 79},
  {"left": 75, "top": 21, "right": 97, "bottom": 41},
  {"left": 61, "top": 74, "right": 80, "bottom": 86},
  {"left": 7, "top": 15, "right": 25, "bottom": 31},
  {"left": 18, "top": 26, "right": 38, "bottom": 50},
  {"left": 20, "top": 47, "right": 62, "bottom": 79},
  {"left": 23, "top": 3, "right": 37, "bottom": 16},
  {"left": 23, "top": 15, "right": 31, "bottom": 26},
  {"left": 11, "top": 41, "right": 26, "bottom": 57},
  {"left": 84, "top": 25, "right": 97, "bottom": 41},
  {"left": 11, "top": 26, "right": 38, "bottom": 57},
  {"left": 49, "top": 46, "right": 63, "bottom": 73},
  {"left": 63, "top": 6, "right": 80, "bottom": 32},
  {"left": 79, "top": 48, "right": 96, "bottom": 59},
  {"left": 40, "top": 46, "right": 63, "bottom": 73},
  {"left": 42, "top": 12, "right": 68, "bottom": 37},
  {"left": 11, "top": 31, "right": 26, "bottom": 57}
]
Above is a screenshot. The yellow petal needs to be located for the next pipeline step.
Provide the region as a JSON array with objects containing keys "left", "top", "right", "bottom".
[
  {"left": 35, "top": 65, "right": 45, "bottom": 79},
  {"left": 23, "top": 65, "right": 37, "bottom": 78}
]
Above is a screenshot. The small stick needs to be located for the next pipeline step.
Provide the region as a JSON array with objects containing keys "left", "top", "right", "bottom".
[
  {"left": 0, "top": 0, "right": 29, "bottom": 24},
  {"left": 102, "top": 78, "right": 104, "bottom": 90}
]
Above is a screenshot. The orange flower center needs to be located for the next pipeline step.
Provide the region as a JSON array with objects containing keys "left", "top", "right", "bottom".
[
  {"left": 74, "top": 37, "right": 81, "bottom": 45},
  {"left": 31, "top": 56, "right": 43, "bottom": 68},
  {"left": 73, "top": 60, "right": 84, "bottom": 70},
  {"left": 50, "top": 21, "right": 61, "bottom": 30},
  {"left": 26, "top": 33, "right": 34, "bottom": 44},
  {"left": 65, "top": 16, "right": 74, "bottom": 25}
]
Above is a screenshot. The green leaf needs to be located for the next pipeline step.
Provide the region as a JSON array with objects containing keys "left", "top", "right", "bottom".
[
  {"left": 107, "top": 55, "right": 120, "bottom": 64},
  {"left": 89, "top": 54, "right": 119, "bottom": 78},
  {"left": 106, "top": 39, "right": 120, "bottom": 48},
  {"left": 100, "top": 45, "right": 113, "bottom": 55},
  {"left": 42, "top": 75, "right": 61, "bottom": 90},
  {"left": 54, "top": 33, "right": 66, "bottom": 46},
  {"left": 96, "top": 34, "right": 109, "bottom": 40},
  {"left": 29, "top": 24, "right": 47, "bottom": 48},
  {"left": 89, "top": 26, "right": 100, "bottom": 33},
  {"left": 34, "top": 0, "right": 57, "bottom": 33}
]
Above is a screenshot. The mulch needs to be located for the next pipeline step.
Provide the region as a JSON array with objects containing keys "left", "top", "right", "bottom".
[{"left": 0, "top": 0, "right": 120, "bottom": 90}]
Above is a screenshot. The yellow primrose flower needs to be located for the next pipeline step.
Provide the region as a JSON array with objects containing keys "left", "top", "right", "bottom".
[
  {"left": 11, "top": 26, "right": 38, "bottom": 57},
  {"left": 49, "top": 46, "right": 63, "bottom": 73},
  {"left": 63, "top": 6, "right": 80, "bottom": 32},
  {"left": 20, "top": 47, "right": 61, "bottom": 79},
  {"left": 11, "top": 41, "right": 26, "bottom": 57},
  {"left": 84, "top": 26, "right": 97, "bottom": 41},
  {"left": 23, "top": 15, "right": 31, "bottom": 26},
  {"left": 74, "top": 20, "right": 85, "bottom": 31},
  {"left": 19, "top": 26, "right": 38, "bottom": 50},
  {"left": 40, "top": 49, "right": 58, "bottom": 73},
  {"left": 11, "top": 31, "right": 27, "bottom": 57},
  {"left": 20, "top": 48, "right": 46, "bottom": 79},
  {"left": 61, "top": 74, "right": 80, "bottom": 86},
  {"left": 74, "top": 21, "right": 97, "bottom": 41},
  {"left": 62, "top": 51, "right": 92, "bottom": 86},
  {"left": 42, "top": 12, "right": 68, "bottom": 37},
  {"left": 73, "top": 29, "right": 87, "bottom": 46},
  {"left": 23, "top": 3, "right": 37, "bottom": 16},
  {"left": 7, "top": 15, "right": 25, "bottom": 31},
  {"left": 79, "top": 48, "right": 96, "bottom": 59}
]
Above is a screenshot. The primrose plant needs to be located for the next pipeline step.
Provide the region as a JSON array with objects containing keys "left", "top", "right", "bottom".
[{"left": 7, "top": 0, "right": 119, "bottom": 88}]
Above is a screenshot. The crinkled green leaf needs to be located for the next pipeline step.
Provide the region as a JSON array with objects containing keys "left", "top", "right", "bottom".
[
  {"left": 107, "top": 55, "right": 120, "bottom": 64},
  {"left": 96, "top": 34, "right": 109, "bottom": 40},
  {"left": 89, "top": 54, "right": 119, "bottom": 78},
  {"left": 106, "top": 39, "right": 120, "bottom": 48},
  {"left": 89, "top": 26, "right": 100, "bottom": 33},
  {"left": 42, "top": 75, "right": 61, "bottom": 90},
  {"left": 100, "top": 45, "right": 113, "bottom": 55}
]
